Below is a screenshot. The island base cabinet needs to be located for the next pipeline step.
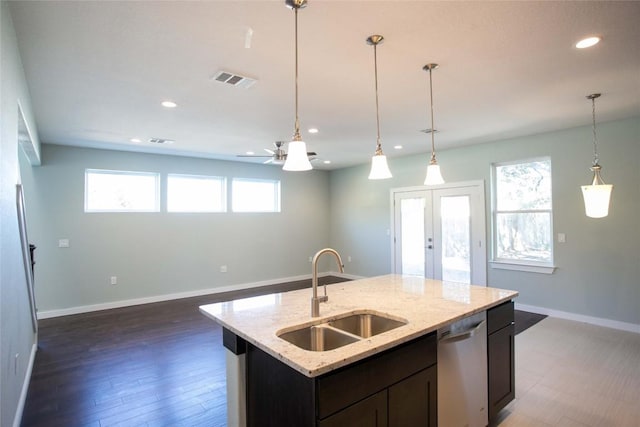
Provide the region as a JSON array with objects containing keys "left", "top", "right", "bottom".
[
  {"left": 245, "top": 332, "right": 437, "bottom": 427},
  {"left": 487, "top": 301, "right": 515, "bottom": 421},
  {"left": 319, "top": 390, "right": 388, "bottom": 427},
  {"left": 388, "top": 366, "right": 437, "bottom": 427}
]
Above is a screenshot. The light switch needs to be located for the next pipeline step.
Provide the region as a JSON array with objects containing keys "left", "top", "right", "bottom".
[
  {"left": 558, "top": 233, "right": 566, "bottom": 243},
  {"left": 58, "top": 239, "right": 70, "bottom": 248}
]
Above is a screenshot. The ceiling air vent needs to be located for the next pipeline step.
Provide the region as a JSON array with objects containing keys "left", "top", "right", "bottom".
[
  {"left": 148, "top": 138, "right": 174, "bottom": 145},
  {"left": 420, "top": 128, "right": 439, "bottom": 134},
  {"left": 211, "top": 70, "right": 257, "bottom": 89}
]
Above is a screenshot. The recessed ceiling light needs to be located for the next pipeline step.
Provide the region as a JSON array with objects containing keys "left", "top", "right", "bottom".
[
  {"left": 246, "top": 151, "right": 255, "bottom": 155},
  {"left": 130, "top": 138, "right": 141, "bottom": 143},
  {"left": 308, "top": 128, "right": 319, "bottom": 134},
  {"left": 394, "top": 145, "right": 403, "bottom": 150},
  {"left": 575, "top": 36, "right": 601, "bottom": 49},
  {"left": 161, "top": 100, "right": 177, "bottom": 108},
  {"left": 323, "top": 160, "right": 331, "bottom": 164}
]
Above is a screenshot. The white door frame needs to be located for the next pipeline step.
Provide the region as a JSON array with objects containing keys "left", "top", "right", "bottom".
[{"left": 390, "top": 180, "right": 487, "bottom": 285}]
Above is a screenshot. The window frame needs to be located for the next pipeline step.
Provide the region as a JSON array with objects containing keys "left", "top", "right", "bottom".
[
  {"left": 231, "top": 178, "right": 281, "bottom": 213},
  {"left": 167, "top": 173, "right": 227, "bottom": 213},
  {"left": 490, "top": 157, "right": 556, "bottom": 274},
  {"left": 84, "top": 169, "right": 160, "bottom": 213}
]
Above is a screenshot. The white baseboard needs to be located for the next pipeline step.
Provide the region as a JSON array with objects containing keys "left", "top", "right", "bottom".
[
  {"left": 37, "top": 272, "right": 359, "bottom": 319},
  {"left": 515, "top": 303, "right": 640, "bottom": 334},
  {"left": 13, "top": 340, "right": 37, "bottom": 427}
]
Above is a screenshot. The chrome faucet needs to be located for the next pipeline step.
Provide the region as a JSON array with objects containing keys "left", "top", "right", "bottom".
[{"left": 311, "top": 248, "right": 344, "bottom": 317}]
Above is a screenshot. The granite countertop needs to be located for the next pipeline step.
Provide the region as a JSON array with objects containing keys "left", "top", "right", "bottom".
[{"left": 199, "top": 274, "right": 518, "bottom": 377}]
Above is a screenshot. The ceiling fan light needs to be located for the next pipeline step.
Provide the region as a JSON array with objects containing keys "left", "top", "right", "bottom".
[
  {"left": 369, "top": 154, "right": 392, "bottom": 180},
  {"left": 424, "top": 162, "right": 444, "bottom": 186},
  {"left": 283, "top": 140, "right": 312, "bottom": 171}
]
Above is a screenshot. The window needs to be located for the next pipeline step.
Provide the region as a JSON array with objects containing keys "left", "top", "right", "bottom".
[
  {"left": 231, "top": 178, "right": 280, "bottom": 212},
  {"left": 85, "top": 169, "right": 159, "bottom": 212},
  {"left": 491, "top": 158, "right": 554, "bottom": 273},
  {"left": 167, "top": 174, "right": 226, "bottom": 212}
]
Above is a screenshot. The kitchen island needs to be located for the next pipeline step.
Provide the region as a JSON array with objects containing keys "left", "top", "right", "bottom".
[{"left": 199, "top": 274, "right": 518, "bottom": 427}]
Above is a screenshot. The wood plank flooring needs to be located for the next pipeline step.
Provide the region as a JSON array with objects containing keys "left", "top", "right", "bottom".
[{"left": 21, "top": 277, "right": 348, "bottom": 427}]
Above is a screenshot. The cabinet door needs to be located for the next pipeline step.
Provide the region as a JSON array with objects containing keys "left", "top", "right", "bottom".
[
  {"left": 319, "top": 390, "right": 388, "bottom": 427},
  {"left": 488, "top": 323, "right": 515, "bottom": 420},
  {"left": 388, "top": 366, "right": 437, "bottom": 427}
]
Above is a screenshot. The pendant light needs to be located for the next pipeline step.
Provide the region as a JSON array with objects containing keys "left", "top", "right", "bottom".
[
  {"left": 423, "top": 63, "right": 445, "bottom": 185},
  {"left": 282, "top": 0, "right": 313, "bottom": 171},
  {"left": 581, "top": 93, "right": 613, "bottom": 218},
  {"left": 366, "top": 35, "right": 392, "bottom": 180}
]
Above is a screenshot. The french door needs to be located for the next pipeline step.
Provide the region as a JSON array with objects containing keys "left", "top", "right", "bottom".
[{"left": 391, "top": 181, "right": 487, "bottom": 285}]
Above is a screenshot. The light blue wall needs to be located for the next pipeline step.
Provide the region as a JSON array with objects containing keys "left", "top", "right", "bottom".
[
  {"left": 330, "top": 116, "right": 640, "bottom": 326},
  {"left": 1, "top": 2, "right": 41, "bottom": 425},
  {"left": 20, "top": 144, "right": 331, "bottom": 313}
]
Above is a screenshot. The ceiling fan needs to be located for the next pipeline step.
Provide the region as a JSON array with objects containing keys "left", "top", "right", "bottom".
[{"left": 238, "top": 141, "right": 317, "bottom": 165}]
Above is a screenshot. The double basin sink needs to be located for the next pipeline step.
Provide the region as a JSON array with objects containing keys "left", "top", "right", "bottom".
[{"left": 277, "top": 311, "right": 407, "bottom": 352}]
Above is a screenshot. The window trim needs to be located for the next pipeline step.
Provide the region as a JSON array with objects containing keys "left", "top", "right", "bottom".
[
  {"left": 84, "top": 169, "right": 160, "bottom": 213},
  {"left": 167, "top": 173, "right": 227, "bottom": 213},
  {"left": 490, "top": 157, "right": 556, "bottom": 273}
]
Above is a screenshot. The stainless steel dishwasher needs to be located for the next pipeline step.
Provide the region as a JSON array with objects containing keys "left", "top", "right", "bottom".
[{"left": 438, "top": 311, "right": 488, "bottom": 427}]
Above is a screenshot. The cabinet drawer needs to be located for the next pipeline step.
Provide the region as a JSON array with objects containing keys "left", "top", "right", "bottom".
[
  {"left": 317, "top": 332, "right": 436, "bottom": 419},
  {"left": 487, "top": 301, "right": 514, "bottom": 335}
]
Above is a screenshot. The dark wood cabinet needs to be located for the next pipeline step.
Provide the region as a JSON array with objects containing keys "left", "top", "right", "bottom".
[
  {"left": 487, "top": 301, "right": 515, "bottom": 421},
  {"left": 388, "top": 366, "right": 437, "bottom": 427},
  {"left": 244, "top": 332, "right": 437, "bottom": 427},
  {"left": 319, "top": 390, "right": 388, "bottom": 427}
]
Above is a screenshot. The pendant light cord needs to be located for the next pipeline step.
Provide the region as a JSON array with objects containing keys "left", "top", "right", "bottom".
[
  {"left": 428, "top": 67, "right": 436, "bottom": 163},
  {"left": 292, "top": 7, "right": 302, "bottom": 141},
  {"left": 591, "top": 96, "right": 599, "bottom": 166},
  {"left": 373, "top": 43, "right": 382, "bottom": 154}
]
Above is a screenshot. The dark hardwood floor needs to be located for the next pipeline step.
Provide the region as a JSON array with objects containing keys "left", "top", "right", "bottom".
[{"left": 22, "top": 277, "right": 349, "bottom": 427}]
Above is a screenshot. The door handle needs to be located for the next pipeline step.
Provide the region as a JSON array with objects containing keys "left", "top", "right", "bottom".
[{"left": 439, "top": 321, "right": 486, "bottom": 344}]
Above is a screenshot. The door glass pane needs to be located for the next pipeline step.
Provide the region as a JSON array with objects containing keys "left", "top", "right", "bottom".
[
  {"left": 441, "top": 196, "right": 471, "bottom": 283},
  {"left": 401, "top": 198, "right": 425, "bottom": 276}
]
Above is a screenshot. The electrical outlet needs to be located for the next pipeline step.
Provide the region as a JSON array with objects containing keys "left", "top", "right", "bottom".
[
  {"left": 110, "top": 276, "right": 117, "bottom": 285},
  {"left": 220, "top": 265, "right": 228, "bottom": 273},
  {"left": 558, "top": 233, "right": 566, "bottom": 243},
  {"left": 58, "top": 239, "right": 70, "bottom": 248}
]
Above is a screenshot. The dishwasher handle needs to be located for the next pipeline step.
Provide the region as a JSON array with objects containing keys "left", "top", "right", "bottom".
[{"left": 439, "top": 320, "right": 486, "bottom": 344}]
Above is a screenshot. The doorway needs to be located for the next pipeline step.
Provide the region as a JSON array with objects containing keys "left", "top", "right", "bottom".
[{"left": 391, "top": 181, "right": 487, "bottom": 285}]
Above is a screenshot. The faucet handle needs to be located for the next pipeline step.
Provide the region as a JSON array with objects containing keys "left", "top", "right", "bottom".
[{"left": 318, "top": 295, "right": 328, "bottom": 303}]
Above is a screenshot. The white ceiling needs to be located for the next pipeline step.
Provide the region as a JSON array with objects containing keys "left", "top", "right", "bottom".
[{"left": 9, "top": 1, "right": 640, "bottom": 170}]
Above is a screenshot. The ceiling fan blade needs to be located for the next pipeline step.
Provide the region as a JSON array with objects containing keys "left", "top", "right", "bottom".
[
  {"left": 263, "top": 158, "right": 273, "bottom": 164},
  {"left": 306, "top": 152, "right": 317, "bottom": 156},
  {"left": 237, "top": 154, "right": 272, "bottom": 158},
  {"left": 264, "top": 148, "right": 275, "bottom": 155}
]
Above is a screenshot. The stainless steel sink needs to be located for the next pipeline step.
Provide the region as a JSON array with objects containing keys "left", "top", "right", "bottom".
[
  {"left": 328, "top": 313, "right": 407, "bottom": 338},
  {"left": 277, "top": 311, "right": 407, "bottom": 351},
  {"left": 278, "top": 325, "right": 360, "bottom": 352}
]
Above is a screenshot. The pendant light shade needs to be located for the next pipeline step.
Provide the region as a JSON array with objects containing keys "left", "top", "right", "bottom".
[
  {"left": 581, "top": 93, "right": 613, "bottom": 218},
  {"left": 425, "top": 163, "right": 445, "bottom": 186},
  {"left": 366, "top": 35, "right": 392, "bottom": 180},
  {"left": 283, "top": 0, "right": 312, "bottom": 172},
  {"left": 284, "top": 139, "right": 312, "bottom": 171},
  {"left": 423, "top": 64, "right": 444, "bottom": 185}
]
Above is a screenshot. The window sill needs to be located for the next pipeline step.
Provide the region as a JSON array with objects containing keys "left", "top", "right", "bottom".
[{"left": 490, "top": 261, "right": 556, "bottom": 275}]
